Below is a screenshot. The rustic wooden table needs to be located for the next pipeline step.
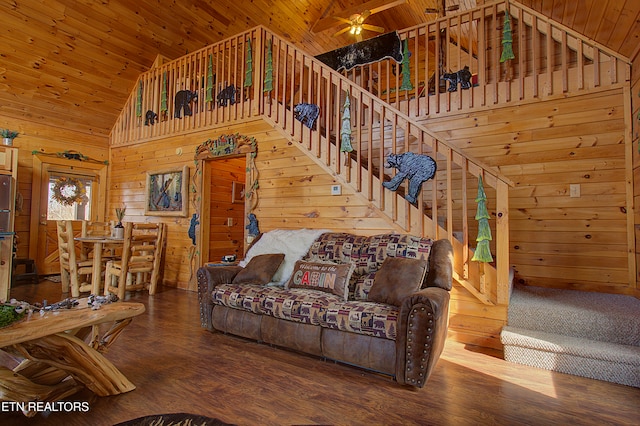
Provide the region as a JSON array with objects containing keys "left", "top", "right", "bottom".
[{"left": 0, "top": 299, "right": 145, "bottom": 416}]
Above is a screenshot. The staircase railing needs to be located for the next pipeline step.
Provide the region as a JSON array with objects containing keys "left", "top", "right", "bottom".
[
  {"left": 342, "top": 0, "right": 630, "bottom": 119},
  {"left": 110, "top": 27, "right": 516, "bottom": 305}
]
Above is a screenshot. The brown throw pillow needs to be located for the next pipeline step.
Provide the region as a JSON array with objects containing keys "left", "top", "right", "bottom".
[
  {"left": 368, "top": 257, "right": 427, "bottom": 306},
  {"left": 232, "top": 253, "right": 285, "bottom": 285},
  {"left": 286, "top": 260, "right": 354, "bottom": 301}
]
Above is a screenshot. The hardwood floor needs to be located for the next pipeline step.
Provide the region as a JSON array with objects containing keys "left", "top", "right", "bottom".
[{"left": 3, "top": 280, "right": 639, "bottom": 425}]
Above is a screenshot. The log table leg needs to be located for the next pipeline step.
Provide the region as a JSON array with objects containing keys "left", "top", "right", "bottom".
[{"left": 12, "top": 332, "right": 135, "bottom": 396}]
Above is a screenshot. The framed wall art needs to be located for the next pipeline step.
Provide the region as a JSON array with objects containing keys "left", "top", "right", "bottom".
[
  {"left": 231, "top": 181, "right": 245, "bottom": 204},
  {"left": 145, "top": 165, "right": 188, "bottom": 216}
]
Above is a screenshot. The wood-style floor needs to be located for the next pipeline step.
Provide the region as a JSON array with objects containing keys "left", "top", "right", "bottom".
[{"left": 3, "top": 280, "right": 639, "bottom": 426}]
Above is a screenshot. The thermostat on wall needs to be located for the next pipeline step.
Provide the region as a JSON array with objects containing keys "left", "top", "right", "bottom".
[{"left": 331, "top": 184, "right": 341, "bottom": 195}]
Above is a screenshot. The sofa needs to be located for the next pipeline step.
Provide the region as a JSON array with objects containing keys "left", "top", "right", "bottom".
[{"left": 197, "top": 229, "right": 453, "bottom": 388}]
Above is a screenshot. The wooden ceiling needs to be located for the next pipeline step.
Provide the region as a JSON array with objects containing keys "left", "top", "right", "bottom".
[{"left": 0, "top": 0, "right": 638, "bottom": 139}]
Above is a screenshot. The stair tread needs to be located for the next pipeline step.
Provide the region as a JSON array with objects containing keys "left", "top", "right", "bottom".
[
  {"left": 501, "top": 326, "right": 640, "bottom": 365},
  {"left": 507, "top": 285, "right": 640, "bottom": 346}
]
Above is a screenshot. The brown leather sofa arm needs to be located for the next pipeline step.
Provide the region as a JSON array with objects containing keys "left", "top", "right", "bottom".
[
  {"left": 197, "top": 265, "right": 242, "bottom": 330},
  {"left": 395, "top": 286, "right": 451, "bottom": 388},
  {"left": 424, "top": 239, "right": 453, "bottom": 291}
]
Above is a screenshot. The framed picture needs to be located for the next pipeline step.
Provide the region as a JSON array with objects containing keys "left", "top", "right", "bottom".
[
  {"left": 232, "top": 181, "right": 245, "bottom": 204},
  {"left": 145, "top": 166, "right": 189, "bottom": 216}
]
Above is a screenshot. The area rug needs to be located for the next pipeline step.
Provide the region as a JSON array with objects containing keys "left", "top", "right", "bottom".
[
  {"left": 44, "top": 275, "right": 62, "bottom": 283},
  {"left": 115, "top": 412, "right": 233, "bottom": 426}
]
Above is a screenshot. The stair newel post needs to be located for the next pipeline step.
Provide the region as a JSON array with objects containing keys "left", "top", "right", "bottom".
[{"left": 495, "top": 178, "right": 510, "bottom": 305}]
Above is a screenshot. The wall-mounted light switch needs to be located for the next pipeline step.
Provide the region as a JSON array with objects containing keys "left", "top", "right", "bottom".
[{"left": 570, "top": 184, "right": 580, "bottom": 198}]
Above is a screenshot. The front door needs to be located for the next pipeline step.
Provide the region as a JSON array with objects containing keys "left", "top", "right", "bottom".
[{"left": 29, "top": 156, "right": 107, "bottom": 276}]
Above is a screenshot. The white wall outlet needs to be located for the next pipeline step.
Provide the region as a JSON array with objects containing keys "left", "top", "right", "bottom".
[
  {"left": 570, "top": 184, "right": 580, "bottom": 198},
  {"left": 331, "top": 184, "right": 341, "bottom": 195}
]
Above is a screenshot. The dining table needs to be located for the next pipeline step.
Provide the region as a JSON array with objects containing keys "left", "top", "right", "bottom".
[{"left": 74, "top": 236, "right": 124, "bottom": 295}]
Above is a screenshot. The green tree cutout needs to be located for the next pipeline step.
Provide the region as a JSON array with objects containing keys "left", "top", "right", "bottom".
[
  {"left": 340, "top": 95, "right": 353, "bottom": 154},
  {"left": 205, "top": 55, "right": 214, "bottom": 104},
  {"left": 400, "top": 38, "right": 413, "bottom": 91},
  {"left": 263, "top": 40, "right": 273, "bottom": 93},
  {"left": 500, "top": 10, "right": 515, "bottom": 63},
  {"left": 135, "top": 81, "right": 143, "bottom": 120},
  {"left": 244, "top": 38, "right": 253, "bottom": 88},
  {"left": 472, "top": 176, "right": 494, "bottom": 263},
  {"left": 160, "top": 72, "right": 168, "bottom": 120}
]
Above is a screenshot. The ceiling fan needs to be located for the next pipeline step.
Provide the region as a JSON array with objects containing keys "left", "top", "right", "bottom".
[
  {"left": 312, "top": 0, "right": 407, "bottom": 41},
  {"left": 333, "top": 10, "right": 385, "bottom": 41}
]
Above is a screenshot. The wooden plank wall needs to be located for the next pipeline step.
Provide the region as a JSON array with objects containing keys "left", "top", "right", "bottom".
[
  {"left": 419, "top": 87, "right": 633, "bottom": 296},
  {"left": 632, "top": 52, "right": 640, "bottom": 297},
  {"left": 0, "top": 117, "right": 109, "bottom": 263},
  {"left": 108, "top": 122, "right": 267, "bottom": 288}
]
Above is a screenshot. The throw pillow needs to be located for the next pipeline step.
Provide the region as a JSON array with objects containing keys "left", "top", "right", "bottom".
[
  {"left": 238, "top": 229, "right": 329, "bottom": 285},
  {"left": 286, "top": 260, "right": 355, "bottom": 301},
  {"left": 367, "top": 257, "right": 427, "bottom": 306},
  {"left": 232, "top": 253, "right": 285, "bottom": 285}
]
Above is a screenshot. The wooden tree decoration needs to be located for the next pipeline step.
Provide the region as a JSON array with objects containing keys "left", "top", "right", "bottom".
[
  {"left": 244, "top": 38, "right": 253, "bottom": 88},
  {"left": 400, "top": 38, "right": 414, "bottom": 91},
  {"left": 500, "top": 10, "right": 515, "bottom": 63},
  {"left": 472, "top": 175, "right": 494, "bottom": 263},
  {"left": 160, "top": 72, "right": 168, "bottom": 121},
  {"left": 263, "top": 40, "right": 273, "bottom": 93},
  {"left": 135, "top": 81, "right": 143, "bottom": 123},
  {"left": 205, "top": 55, "right": 214, "bottom": 106},
  {"left": 340, "top": 96, "right": 353, "bottom": 155}
]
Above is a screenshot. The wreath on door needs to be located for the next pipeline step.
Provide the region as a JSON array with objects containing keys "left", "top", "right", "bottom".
[{"left": 51, "top": 176, "right": 89, "bottom": 206}]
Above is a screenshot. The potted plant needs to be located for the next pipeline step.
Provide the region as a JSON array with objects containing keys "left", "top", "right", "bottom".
[
  {"left": 0, "top": 129, "right": 19, "bottom": 146},
  {"left": 113, "top": 206, "right": 126, "bottom": 238}
]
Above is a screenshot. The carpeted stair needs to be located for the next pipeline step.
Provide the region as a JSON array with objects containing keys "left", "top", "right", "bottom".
[{"left": 500, "top": 285, "right": 640, "bottom": 388}]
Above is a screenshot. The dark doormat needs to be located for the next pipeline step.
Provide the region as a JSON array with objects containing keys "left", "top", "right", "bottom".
[{"left": 114, "top": 413, "right": 234, "bottom": 426}]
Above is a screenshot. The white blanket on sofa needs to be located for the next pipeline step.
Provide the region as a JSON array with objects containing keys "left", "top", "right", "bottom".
[{"left": 238, "top": 228, "right": 329, "bottom": 286}]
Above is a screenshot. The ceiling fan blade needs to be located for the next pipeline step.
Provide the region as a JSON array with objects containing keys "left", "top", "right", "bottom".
[
  {"left": 362, "top": 24, "right": 385, "bottom": 33},
  {"left": 333, "top": 26, "right": 352, "bottom": 37},
  {"left": 333, "top": 16, "right": 353, "bottom": 25},
  {"left": 361, "top": 10, "right": 371, "bottom": 20}
]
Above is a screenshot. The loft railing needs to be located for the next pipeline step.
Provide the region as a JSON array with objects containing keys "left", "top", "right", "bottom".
[
  {"left": 342, "top": 0, "right": 630, "bottom": 118},
  {"left": 110, "top": 24, "right": 512, "bottom": 305}
]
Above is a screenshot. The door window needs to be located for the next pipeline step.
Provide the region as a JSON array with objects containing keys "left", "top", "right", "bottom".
[{"left": 47, "top": 174, "right": 94, "bottom": 220}]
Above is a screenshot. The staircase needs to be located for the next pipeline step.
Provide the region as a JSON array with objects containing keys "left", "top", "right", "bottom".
[
  {"left": 109, "top": 0, "right": 630, "bottom": 309},
  {"left": 501, "top": 285, "right": 640, "bottom": 387}
]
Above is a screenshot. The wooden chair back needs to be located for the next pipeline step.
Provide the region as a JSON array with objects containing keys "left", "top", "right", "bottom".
[
  {"left": 81, "top": 221, "right": 112, "bottom": 238},
  {"left": 105, "top": 222, "right": 166, "bottom": 298},
  {"left": 56, "top": 220, "right": 93, "bottom": 297}
]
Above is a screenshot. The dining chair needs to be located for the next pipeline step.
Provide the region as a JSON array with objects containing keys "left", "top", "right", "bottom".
[
  {"left": 80, "top": 220, "right": 120, "bottom": 260},
  {"left": 56, "top": 220, "right": 94, "bottom": 297},
  {"left": 104, "top": 222, "right": 167, "bottom": 299}
]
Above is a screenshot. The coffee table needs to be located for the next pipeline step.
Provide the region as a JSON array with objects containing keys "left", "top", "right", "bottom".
[{"left": 0, "top": 299, "right": 145, "bottom": 415}]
